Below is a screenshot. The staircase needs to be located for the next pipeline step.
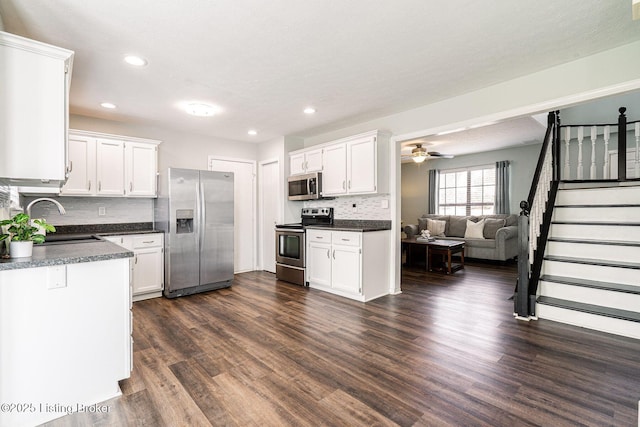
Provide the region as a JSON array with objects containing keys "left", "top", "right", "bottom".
[{"left": 536, "top": 183, "right": 640, "bottom": 339}]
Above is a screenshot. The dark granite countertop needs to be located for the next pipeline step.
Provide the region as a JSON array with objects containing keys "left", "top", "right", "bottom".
[
  {"left": 305, "top": 220, "right": 391, "bottom": 232},
  {"left": 0, "top": 240, "right": 133, "bottom": 271}
]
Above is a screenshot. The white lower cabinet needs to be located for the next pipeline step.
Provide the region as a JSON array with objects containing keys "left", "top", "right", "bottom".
[
  {"left": 306, "top": 229, "right": 389, "bottom": 302},
  {"left": 0, "top": 259, "right": 131, "bottom": 427},
  {"left": 104, "top": 233, "right": 164, "bottom": 301}
]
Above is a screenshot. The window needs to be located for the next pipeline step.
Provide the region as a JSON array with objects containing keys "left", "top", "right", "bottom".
[{"left": 437, "top": 166, "right": 495, "bottom": 215}]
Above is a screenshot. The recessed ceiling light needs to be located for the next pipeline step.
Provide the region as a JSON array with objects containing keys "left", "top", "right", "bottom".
[
  {"left": 248, "top": 130, "right": 258, "bottom": 136},
  {"left": 183, "top": 102, "right": 220, "bottom": 117},
  {"left": 303, "top": 107, "right": 316, "bottom": 114},
  {"left": 124, "top": 55, "right": 148, "bottom": 67},
  {"left": 100, "top": 102, "right": 116, "bottom": 109}
]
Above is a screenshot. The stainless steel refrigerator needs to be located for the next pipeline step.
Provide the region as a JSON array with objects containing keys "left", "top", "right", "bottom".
[{"left": 155, "top": 168, "right": 234, "bottom": 298}]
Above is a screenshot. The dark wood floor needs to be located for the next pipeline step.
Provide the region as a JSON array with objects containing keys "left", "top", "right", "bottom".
[{"left": 45, "top": 261, "right": 640, "bottom": 426}]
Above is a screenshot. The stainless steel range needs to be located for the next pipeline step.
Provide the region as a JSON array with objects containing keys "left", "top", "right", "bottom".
[{"left": 275, "top": 207, "right": 333, "bottom": 286}]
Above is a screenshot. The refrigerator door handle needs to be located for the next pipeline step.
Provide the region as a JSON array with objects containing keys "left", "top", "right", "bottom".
[
  {"left": 195, "top": 180, "right": 202, "bottom": 254},
  {"left": 199, "top": 179, "right": 206, "bottom": 254}
]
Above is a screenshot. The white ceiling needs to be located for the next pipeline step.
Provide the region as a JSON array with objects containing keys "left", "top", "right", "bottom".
[{"left": 1, "top": 0, "right": 640, "bottom": 146}]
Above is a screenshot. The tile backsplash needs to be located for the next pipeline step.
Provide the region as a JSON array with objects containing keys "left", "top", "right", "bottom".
[
  {"left": 21, "top": 196, "right": 154, "bottom": 226},
  {"left": 304, "top": 194, "right": 391, "bottom": 220}
]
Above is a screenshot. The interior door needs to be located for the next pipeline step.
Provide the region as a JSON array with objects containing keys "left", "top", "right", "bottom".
[
  {"left": 209, "top": 157, "right": 256, "bottom": 273},
  {"left": 259, "top": 159, "right": 279, "bottom": 273}
]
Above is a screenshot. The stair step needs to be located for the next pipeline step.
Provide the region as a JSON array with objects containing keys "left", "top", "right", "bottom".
[
  {"left": 555, "top": 185, "right": 640, "bottom": 205},
  {"left": 555, "top": 204, "right": 640, "bottom": 208},
  {"left": 551, "top": 221, "right": 640, "bottom": 227},
  {"left": 540, "top": 274, "right": 640, "bottom": 294},
  {"left": 549, "top": 222, "right": 640, "bottom": 242},
  {"left": 537, "top": 296, "right": 640, "bottom": 323},
  {"left": 547, "top": 237, "right": 640, "bottom": 247},
  {"left": 543, "top": 255, "right": 640, "bottom": 270}
]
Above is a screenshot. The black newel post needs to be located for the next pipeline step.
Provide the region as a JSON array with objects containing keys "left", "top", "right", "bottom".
[
  {"left": 618, "top": 107, "right": 627, "bottom": 182},
  {"left": 515, "top": 200, "right": 530, "bottom": 317}
]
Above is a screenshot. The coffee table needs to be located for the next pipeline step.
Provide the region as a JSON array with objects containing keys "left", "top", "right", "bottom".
[{"left": 402, "top": 237, "right": 465, "bottom": 274}]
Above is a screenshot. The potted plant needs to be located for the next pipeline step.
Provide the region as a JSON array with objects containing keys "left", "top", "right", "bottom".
[{"left": 0, "top": 213, "right": 56, "bottom": 258}]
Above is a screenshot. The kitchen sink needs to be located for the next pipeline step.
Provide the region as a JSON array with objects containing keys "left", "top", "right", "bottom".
[{"left": 40, "top": 234, "right": 104, "bottom": 246}]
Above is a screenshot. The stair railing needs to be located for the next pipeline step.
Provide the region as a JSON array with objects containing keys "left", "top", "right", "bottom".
[
  {"left": 515, "top": 111, "right": 560, "bottom": 319},
  {"left": 560, "top": 108, "right": 639, "bottom": 181}
]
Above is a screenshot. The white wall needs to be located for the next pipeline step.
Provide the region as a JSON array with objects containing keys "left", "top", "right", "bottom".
[{"left": 70, "top": 115, "right": 259, "bottom": 196}]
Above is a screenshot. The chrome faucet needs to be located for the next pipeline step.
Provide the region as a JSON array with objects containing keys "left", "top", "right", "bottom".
[{"left": 25, "top": 198, "right": 66, "bottom": 218}]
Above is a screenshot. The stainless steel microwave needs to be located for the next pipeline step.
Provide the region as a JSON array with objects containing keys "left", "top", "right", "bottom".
[{"left": 288, "top": 172, "right": 322, "bottom": 200}]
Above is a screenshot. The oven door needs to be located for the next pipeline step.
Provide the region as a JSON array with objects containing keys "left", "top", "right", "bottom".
[{"left": 275, "top": 228, "right": 305, "bottom": 268}]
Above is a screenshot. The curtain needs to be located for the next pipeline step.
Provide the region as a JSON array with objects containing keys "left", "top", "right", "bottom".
[
  {"left": 428, "top": 169, "right": 438, "bottom": 214},
  {"left": 495, "top": 160, "right": 510, "bottom": 214}
]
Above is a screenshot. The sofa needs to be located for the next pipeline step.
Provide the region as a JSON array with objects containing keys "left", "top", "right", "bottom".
[{"left": 403, "top": 214, "right": 519, "bottom": 261}]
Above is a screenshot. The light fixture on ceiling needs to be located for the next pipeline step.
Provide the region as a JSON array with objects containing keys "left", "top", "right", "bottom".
[
  {"left": 124, "top": 55, "right": 148, "bottom": 67},
  {"left": 303, "top": 107, "right": 316, "bottom": 114},
  {"left": 411, "top": 144, "right": 427, "bottom": 163},
  {"left": 100, "top": 102, "right": 116, "bottom": 109},
  {"left": 248, "top": 129, "right": 257, "bottom": 136},
  {"left": 183, "top": 102, "right": 219, "bottom": 117}
]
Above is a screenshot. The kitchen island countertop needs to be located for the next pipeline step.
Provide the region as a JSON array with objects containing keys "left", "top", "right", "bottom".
[{"left": 0, "top": 240, "right": 133, "bottom": 271}]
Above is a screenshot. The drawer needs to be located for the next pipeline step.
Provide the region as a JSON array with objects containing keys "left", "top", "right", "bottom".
[
  {"left": 132, "top": 233, "right": 163, "bottom": 249},
  {"left": 332, "top": 231, "right": 361, "bottom": 247},
  {"left": 103, "top": 235, "right": 133, "bottom": 250},
  {"left": 307, "top": 229, "right": 332, "bottom": 243}
]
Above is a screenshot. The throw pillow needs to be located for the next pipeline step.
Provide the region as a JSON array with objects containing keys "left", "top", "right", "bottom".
[
  {"left": 426, "top": 218, "right": 446, "bottom": 236},
  {"left": 449, "top": 216, "right": 475, "bottom": 237},
  {"left": 418, "top": 217, "right": 428, "bottom": 233},
  {"left": 465, "top": 218, "right": 485, "bottom": 239},
  {"left": 483, "top": 218, "right": 506, "bottom": 239}
]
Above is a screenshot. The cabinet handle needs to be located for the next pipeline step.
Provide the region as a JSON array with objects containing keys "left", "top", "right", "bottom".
[
  {"left": 130, "top": 182, "right": 133, "bottom": 192},
  {"left": 327, "top": 249, "right": 330, "bottom": 258},
  {"left": 341, "top": 238, "right": 350, "bottom": 241},
  {"left": 316, "top": 236, "right": 323, "bottom": 239},
  {"left": 142, "top": 240, "right": 154, "bottom": 244},
  {"left": 98, "top": 181, "right": 102, "bottom": 191},
  {"left": 342, "top": 180, "right": 346, "bottom": 190},
  {"left": 305, "top": 161, "right": 308, "bottom": 170},
  {"left": 332, "top": 250, "right": 335, "bottom": 260},
  {"left": 69, "top": 160, "right": 73, "bottom": 172},
  {"left": 134, "top": 255, "right": 138, "bottom": 264},
  {"left": 88, "top": 180, "right": 91, "bottom": 191},
  {"left": 348, "top": 180, "right": 351, "bottom": 189}
]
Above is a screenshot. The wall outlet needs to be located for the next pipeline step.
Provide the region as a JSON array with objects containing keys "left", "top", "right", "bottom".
[
  {"left": 98, "top": 206, "right": 106, "bottom": 216},
  {"left": 352, "top": 203, "right": 357, "bottom": 213},
  {"left": 381, "top": 199, "right": 389, "bottom": 209}
]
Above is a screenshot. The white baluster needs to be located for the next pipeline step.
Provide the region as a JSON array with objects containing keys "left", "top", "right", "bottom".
[
  {"left": 577, "top": 126, "right": 584, "bottom": 179},
  {"left": 603, "top": 125, "right": 610, "bottom": 179},
  {"left": 635, "top": 123, "right": 640, "bottom": 179},
  {"left": 564, "top": 127, "right": 571, "bottom": 180},
  {"left": 590, "top": 126, "right": 597, "bottom": 179}
]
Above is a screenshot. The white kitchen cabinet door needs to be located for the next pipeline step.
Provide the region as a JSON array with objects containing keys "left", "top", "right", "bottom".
[
  {"left": 132, "top": 247, "right": 163, "bottom": 295},
  {"left": 60, "top": 134, "right": 96, "bottom": 195},
  {"left": 289, "top": 148, "right": 323, "bottom": 176},
  {"left": 304, "top": 148, "right": 323, "bottom": 172},
  {"left": 347, "top": 136, "right": 377, "bottom": 194},
  {"left": 331, "top": 243, "right": 361, "bottom": 295},
  {"left": 96, "top": 139, "right": 125, "bottom": 195},
  {"left": 307, "top": 241, "right": 332, "bottom": 287},
  {"left": 125, "top": 142, "right": 157, "bottom": 197},
  {"left": 0, "top": 32, "right": 73, "bottom": 186},
  {"left": 321, "top": 143, "right": 347, "bottom": 196},
  {"left": 289, "top": 152, "right": 306, "bottom": 176}
]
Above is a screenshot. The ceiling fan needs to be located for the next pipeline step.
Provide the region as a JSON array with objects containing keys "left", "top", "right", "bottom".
[{"left": 403, "top": 143, "right": 454, "bottom": 163}]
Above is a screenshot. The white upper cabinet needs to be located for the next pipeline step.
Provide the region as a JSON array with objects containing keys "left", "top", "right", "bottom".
[
  {"left": 125, "top": 142, "right": 158, "bottom": 197},
  {"left": 289, "top": 147, "right": 323, "bottom": 175},
  {"left": 322, "top": 143, "right": 348, "bottom": 195},
  {"left": 60, "top": 134, "right": 96, "bottom": 195},
  {"left": 320, "top": 131, "right": 389, "bottom": 197},
  {"left": 96, "top": 139, "right": 125, "bottom": 195},
  {"left": 0, "top": 31, "right": 74, "bottom": 187},
  {"left": 61, "top": 130, "right": 160, "bottom": 197}
]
